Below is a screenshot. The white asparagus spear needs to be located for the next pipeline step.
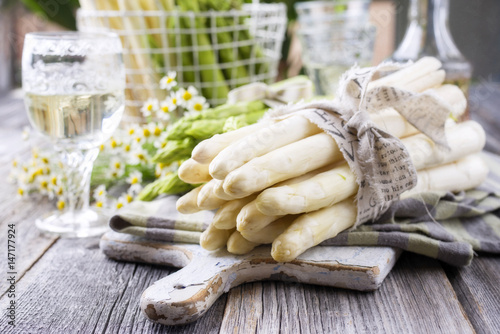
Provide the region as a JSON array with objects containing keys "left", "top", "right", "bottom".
[
  {"left": 226, "top": 230, "right": 260, "bottom": 255},
  {"left": 403, "top": 70, "right": 446, "bottom": 92},
  {"left": 178, "top": 158, "right": 212, "bottom": 184},
  {"left": 200, "top": 225, "right": 234, "bottom": 251},
  {"left": 402, "top": 154, "right": 489, "bottom": 197},
  {"left": 223, "top": 133, "right": 344, "bottom": 198},
  {"left": 271, "top": 153, "right": 489, "bottom": 262},
  {"left": 255, "top": 121, "right": 485, "bottom": 216},
  {"left": 191, "top": 122, "right": 269, "bottom": 164},
  {"left": 256, "top": 163, "right": 357, "bottom": 216},
  {"left": 368, "top": 57, "right": 443, "bottom": 90},
  {"left": 212, "top": 179, "right": 235, "bottom": 201},
  {"left": 239, "top": 215, "right": 297, "bottom": 244},
  {"left": 237, "top": 201, "right": 284, "bottom": 233},
  {"left": 212, "top": 194, "right": 257, "bottom": 230},
  {"left": 405, "top": 121, "right": 485, "bottom": 170},
  {"left": 271, "top": 198, "right": 357, "bottom": 262},
  {"left": 197, "top": 180, "right": 228, "bottom": 210},
  {"left": 209, "top": 115, "right": 322, "bottom": 180},
  {"left": 176, "top": 186, "right": 203, "bottom": 214},
  {"left": 235, "top": 164, "right": 339, "bottom": 232}
]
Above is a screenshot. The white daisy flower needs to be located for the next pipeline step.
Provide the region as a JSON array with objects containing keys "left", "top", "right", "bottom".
[
  {"left": 187, "top": 96, "right": 209, "bottom": 113},
  {"left": 177, "top": 86, "right": 198, "bottom": 107},
  {"left": 126, "top": 171, "right": 143, "bottom": 185},
  {"left": 108, "top": 157, "right": 126, "bottom": 178},
  {"left": 159, "top": 71, "right": 177, "bottom": 90},
  {"left": 128, "top": 146, "right": 149, "bottom": 165},
  {"left": 93, "top": 185, "right": 107, "bottom": 201},
  {"left": 114, "top": 196, "right": 127, "bottom": 210},
  {"left": 158, "top": 99, "right": 176, "bottom": 121},
  {"left": 167, "top": 92, "right": 180, "bottom": 108},
  {"left": 140, "top": 98, "right": 159, "bottom": 118}
]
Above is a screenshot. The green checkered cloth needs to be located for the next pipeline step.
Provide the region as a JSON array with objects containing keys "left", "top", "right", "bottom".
[{"left": 109, "top": 152, "right": 500, "bottom": 266}]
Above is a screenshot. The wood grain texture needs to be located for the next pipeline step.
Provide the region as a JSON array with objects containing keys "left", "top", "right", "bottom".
[
  {"left": 444, "top": 255, "right": 500, "bottom": 334},
  {"left": 219, "top": 253, "right": 475, "bottom": 334},
  {"left": 0, "top": 237, "right": 227, "bottom": 334}
]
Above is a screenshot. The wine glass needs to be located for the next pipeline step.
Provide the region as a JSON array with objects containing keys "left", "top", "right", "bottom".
[{"left": 22, "top": 32, "right": 125, "bottom": 237}]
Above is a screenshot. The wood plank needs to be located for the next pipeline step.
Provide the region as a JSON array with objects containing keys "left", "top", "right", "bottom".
[
  {"left": 443, "top": 256, "right": 500, "bottom": 334},
  {"left": 0, "top": 237, "right": 227, "bottom": 333},
  {"left": 219, "top": 253, "right": 474, "bottom": 334}
]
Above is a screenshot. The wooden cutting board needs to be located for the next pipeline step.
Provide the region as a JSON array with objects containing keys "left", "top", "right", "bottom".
[{"left": 100, "top": 231, "right": 402, "bottom": 325}]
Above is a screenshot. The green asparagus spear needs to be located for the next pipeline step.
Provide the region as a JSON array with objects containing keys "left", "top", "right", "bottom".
[
  {"left": 176, "top": 0, "right": 229, "bottom": 102},
  {"left": 222, "top": 109, "right": 266, "bottom": 132},
  {"left": 137, "top": 172, "right": 195, "bottom": 201},
  {"left": 152, "top": 137, "right": 197, "bottom": 164}
]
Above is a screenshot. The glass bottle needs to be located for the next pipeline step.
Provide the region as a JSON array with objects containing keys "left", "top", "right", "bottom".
[{"left": 392, "top": 0, "right": 472, "bottom": 117}]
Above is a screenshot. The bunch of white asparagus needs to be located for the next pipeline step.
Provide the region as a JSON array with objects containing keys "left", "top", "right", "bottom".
[{"left": 175, "top": 58, "right": 489, "bottom": 262}]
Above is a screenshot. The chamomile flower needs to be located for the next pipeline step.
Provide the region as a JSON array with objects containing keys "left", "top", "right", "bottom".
[
  {"left": 140, "top": 98, "right": 159, "bottom": 118},
  {"left": 126, "top": 171, "right": 143, "bottom": 185},
  {"left": 114, "top": 196, "right": 126, "bottom": 210},
  {"left": 107, "top": 137, "right": 121, "bottom": 151},
  {"left": 177, "top": 86, "right": 198, "bottom": 107},
  {"left": 109, "top": 157, "right": 126, "bottom": 177},
  {"left": 186, "top": 96, "right": 209, "bottom": 114},
  {"left": 158, "top": 99, "right": 176, "bottom": 122},
  {"left": 16, "top": 184, "right": 28, "bottom": 199},
  {"left": 159, "top": 71, "right": 177, "bottom": 90},
  {"left": 93, "top": 185, "right": 107, "bottom": 201},
  {"left": 166, "top": 91, "right": 181, "bottom": 108},
  {"left": 56, "top": 199, "right": 66, "bottom": 211},
  {"left": 129, "top": 146, "right": 149, "bottom": 165}
]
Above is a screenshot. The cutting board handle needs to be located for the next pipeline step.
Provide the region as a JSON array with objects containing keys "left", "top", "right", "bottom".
[{"left": 140, "top": 256, "right": 239, "bottom": 325}]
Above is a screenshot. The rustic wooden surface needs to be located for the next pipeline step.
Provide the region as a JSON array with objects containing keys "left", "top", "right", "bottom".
[{"left": 0, "top": 84, "right": 499, "bottom": 333}]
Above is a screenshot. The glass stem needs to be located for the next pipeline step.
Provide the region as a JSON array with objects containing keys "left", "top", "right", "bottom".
[{"left": 60, "top": 148, "right": 99, "bottom": 215}]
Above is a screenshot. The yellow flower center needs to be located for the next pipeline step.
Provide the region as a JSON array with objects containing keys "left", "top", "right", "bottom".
[
  {"left": 137, "top": 153, "right": 145, "bottom": 160},
  {"left": 100, "top": 144, "right": 105, "bottom": 151},
  {"left": 161, "top": 142, "right": 166, "bottom": 148},
  {"left": 57, "top": 200, "right": 66, "bottom": 211},
  {"left": 193, "top": 103, "right": 203, "bottom": 111},
  {"left": 131, "top": 177, "right": 139, "bottom": 184},
  {"left": 126, "top": 194, "right": 133, "bottom": 203},
  {"left": 147, "top": 104, "right": 153, "bottom": 111},
  {"left": 111, "top": 139, "right": 118, "bottom": 148},
  {"left": 172, "top": 98, "right": 177, "bottom": 105},
  {"left": 41, "top": 157, "right": 49, "bottom": 164},
  {"left": 57, "top": 187, "right": 63, "bottom": 196},
  {"left": 40, "top": 180, "right": 48, "bottom": 189},
  {"left": 182, "top": 91, "right": 192, "bottom": 101},
  {"left": 116, "top": 202, "right": 123, "bottom": 209},
  {"left": 143, "top": 128, "right": 151, "bottom": 137},
  {"left": 98, "top": 190, "right": 105, "bottom": 196},
  {"left": 96, "top": 201, "right": 103, "bottom": 208},
  {"left": 124, "top": 144, "right": 131, "bottom": 152},
  {"left": 128, "top": 128, "right": 135, "bottom": 135},
  {"left": 12, "top": 160, "right": 18, "bottom": 168},
  {"left": 161, "top": 106, "right": 169, "bottom": 113},
  {"left": 167, "top": 77, "right": 173, "bottom": 83},
  {"left": 114, "top": 162, "right": 121, "bottom": 169},
  {"left": 154, "top": 127, "right": 162, "bottom": 136},
  {"left": 17, "top": 188, "right": 24, "bottom": 196},
  {"left": 51, "top": 177, "right": 58, "bottom": 185}
]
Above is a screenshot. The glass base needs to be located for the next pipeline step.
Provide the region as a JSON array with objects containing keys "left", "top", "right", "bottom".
[{"left": 35, "top": 209, "right": 109, "bottom": 238}]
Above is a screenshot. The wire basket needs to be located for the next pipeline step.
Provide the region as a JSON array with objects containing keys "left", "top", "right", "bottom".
[{"left": 77, "top": 3, "right": 287, "bottom": 120}]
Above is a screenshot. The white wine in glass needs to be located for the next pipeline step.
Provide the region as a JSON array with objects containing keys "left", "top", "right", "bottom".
[{"left": 22, "top": 32, "right": 125, "bottom": 237}]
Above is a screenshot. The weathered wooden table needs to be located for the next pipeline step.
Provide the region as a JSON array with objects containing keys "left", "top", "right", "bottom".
[{"left": 0, "top": 85, "right": 499, "bottom": 333}]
